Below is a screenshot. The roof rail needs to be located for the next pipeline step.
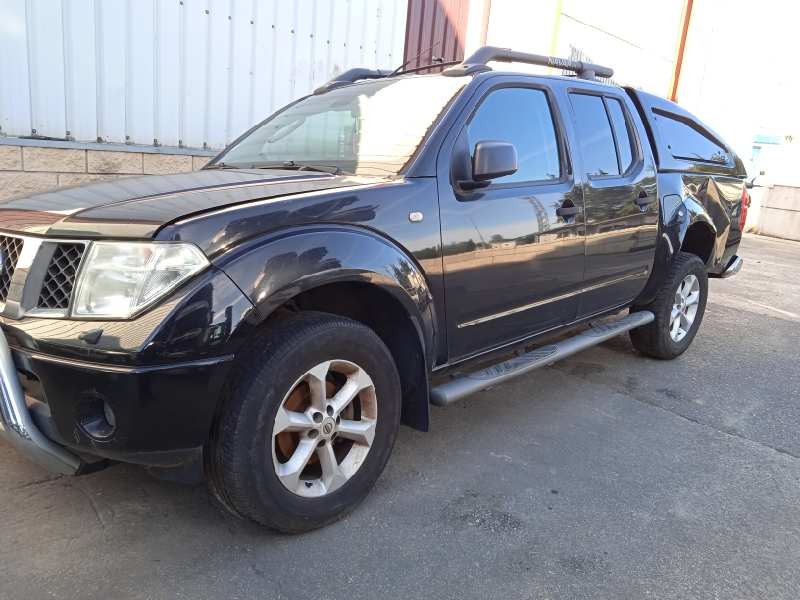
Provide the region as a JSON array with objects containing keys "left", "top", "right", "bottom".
[
  {"left": 443, "top": 46, "right": 613, "bottom": 80},
  {"left": 314, "top": 68, "right": 392, "bottom": 94}
]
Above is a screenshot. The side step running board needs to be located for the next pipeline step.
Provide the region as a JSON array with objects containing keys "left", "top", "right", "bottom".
[{"left": 430, "top": 311, "right": 655, "bottom": 407}]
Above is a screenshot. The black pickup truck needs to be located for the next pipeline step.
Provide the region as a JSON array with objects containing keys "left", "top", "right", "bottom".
[{"left": 0, "top": 47, "right": 745, "bottom": 532}]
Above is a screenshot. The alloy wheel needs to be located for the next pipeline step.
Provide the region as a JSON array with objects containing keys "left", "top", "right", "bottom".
[
  {"left": 669, "top": 274, "right": 700, "bottom": 342},
  {"left": 271, "top": 360, "right": 377, "bottom": 497}
]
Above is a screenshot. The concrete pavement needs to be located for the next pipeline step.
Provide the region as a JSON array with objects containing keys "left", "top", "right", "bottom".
[{"left": 2, "top": 233, "right": 799, "bottom": 600}]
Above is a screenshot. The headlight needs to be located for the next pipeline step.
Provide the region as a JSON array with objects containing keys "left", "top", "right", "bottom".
[{"left": 72, "top": 242, "right": 209, "bottom": 319}]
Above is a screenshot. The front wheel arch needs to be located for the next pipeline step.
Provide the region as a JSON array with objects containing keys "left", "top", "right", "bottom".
[
  {"left": 217, "top": 227, "right": 437, "bottom": 431},
  {"left": 268, "top": 281, "right": 432, "bottom": 432}
]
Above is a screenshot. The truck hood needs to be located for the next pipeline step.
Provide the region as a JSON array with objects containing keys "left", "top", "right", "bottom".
[{"left": 0, "top": 169, "right": 381, "bottom": 239}]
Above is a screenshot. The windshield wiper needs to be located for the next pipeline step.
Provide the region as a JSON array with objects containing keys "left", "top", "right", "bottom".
[
  {"left": 285, "top": 161, "right": 344, "bottom": 175},
  {"left": 210, "top": 161, "right": 347, "bottom": 175},
  {"left": 249, "top": 161, "right": 344, "bottom": 175},
  {"left": 203, "top": 161, "right": 236, "bottom": 170}
]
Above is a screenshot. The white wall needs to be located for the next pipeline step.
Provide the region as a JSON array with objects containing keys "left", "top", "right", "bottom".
[
  {"left": 0, "top": 0, "right": 408, "bottom": 150},
  {"left": 466, "top": 0, "right": 684, "bottom": 96},
  {"left": 678, "top": 0, "right": 800, "bottom": 166}
]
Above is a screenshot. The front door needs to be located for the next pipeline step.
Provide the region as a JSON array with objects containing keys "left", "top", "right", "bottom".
[
  {"left": 438, "top": 82, "right": 585, "bottom": 361},
  {"left": 566, "top": 91, "right": 659, "bottom": 317}
]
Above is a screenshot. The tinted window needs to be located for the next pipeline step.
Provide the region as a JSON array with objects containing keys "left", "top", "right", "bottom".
[
  {"left": 467, "top": 88, "right": 560, "bottom": 183},
  {"left": 569, "top": 93, "right": 619, "bottom": 177},
  {"left": 656, "top": 112, "right": 728, "bottom": 164},
  {"left": 605, "top": 98, "right": 634, "bottom": 173}
]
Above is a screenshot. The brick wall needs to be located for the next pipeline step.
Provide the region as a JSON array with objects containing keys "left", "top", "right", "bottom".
[{"left": 0, "top": 145, "right": 213, "bottom": 201}]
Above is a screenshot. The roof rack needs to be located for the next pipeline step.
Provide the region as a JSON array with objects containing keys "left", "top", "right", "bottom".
[
  {"left": 313, "top": 59, "right": 462, "bottom": 95},
  {"left": 442, "top": 46, "right": 613, "bottom": 80}
]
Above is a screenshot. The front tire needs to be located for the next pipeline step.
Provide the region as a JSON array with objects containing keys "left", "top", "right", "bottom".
[
  {"left": 207, "top": 312, "right": 401, "bottom": 533},
  {"left": 630, "top": 251, "right": 708, "bottom": 359}
]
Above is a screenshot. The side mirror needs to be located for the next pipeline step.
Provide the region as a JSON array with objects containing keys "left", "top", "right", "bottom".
[{"left": 461, "top": 141, "right": 517, "bottom": 190}]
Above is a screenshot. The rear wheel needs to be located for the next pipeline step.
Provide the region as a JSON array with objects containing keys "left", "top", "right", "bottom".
[
  {"left": 207, "top": 312, "right": 401, "bottom": 532},
  {"left": 630, "top": 251, "right": 708, "bottom": 359}
]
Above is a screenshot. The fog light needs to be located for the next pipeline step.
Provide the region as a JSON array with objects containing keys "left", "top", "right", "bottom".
[{"left": 78, "top": 396, "right": 116, "bottom": 440}]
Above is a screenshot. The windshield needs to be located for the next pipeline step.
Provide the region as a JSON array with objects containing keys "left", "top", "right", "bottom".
[{"left": 217, "top": 75, "right": 466, "bottom": 176}]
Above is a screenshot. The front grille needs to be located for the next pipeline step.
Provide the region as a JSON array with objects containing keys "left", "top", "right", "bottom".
[
  {"left": 37, "top": 243, "right": 86, "bottom": 310},
  {"left": 0, "top": 235, "right": 24, "bottom": 303}
]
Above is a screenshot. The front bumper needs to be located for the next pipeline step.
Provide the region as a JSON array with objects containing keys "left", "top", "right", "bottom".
[
  {"left": 0, "top": 265, "right": 253, "bottom": 474},
  {"left": 0, "top": 333, "right": 235, "bottom": 472},
  {"left": 0, "top": 329, "right": 82, "bottom": 474}
]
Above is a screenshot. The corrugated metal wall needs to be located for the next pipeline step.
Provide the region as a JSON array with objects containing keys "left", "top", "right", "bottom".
[
  {"left": 0, "top": 0, "right": 408, "bottom": 150},
  {"left": 403, "top": 0, "right": 468, "bottom": 70}
]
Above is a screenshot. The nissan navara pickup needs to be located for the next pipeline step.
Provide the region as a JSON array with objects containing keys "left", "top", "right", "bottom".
[{"left": 0, "top": 47, "right": 746, "bottom": 532}]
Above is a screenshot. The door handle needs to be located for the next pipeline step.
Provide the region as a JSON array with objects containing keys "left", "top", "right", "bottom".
[
  {"left": 556, "top": 205, "right": 580, "bottom": 217},
  {"left": 634, "top": 190, "right": 653, "bottom": 207}
]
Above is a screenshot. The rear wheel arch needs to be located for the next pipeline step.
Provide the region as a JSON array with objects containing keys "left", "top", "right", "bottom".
[{"left": 680, "top": 220, "right": 716, "bottom": 265}]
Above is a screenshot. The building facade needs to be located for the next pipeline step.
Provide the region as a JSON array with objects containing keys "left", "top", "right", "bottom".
[{"left": 0, "top": 0, "right": 408, "bottom": 198}]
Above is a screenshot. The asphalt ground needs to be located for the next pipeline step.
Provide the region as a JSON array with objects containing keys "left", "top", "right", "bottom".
[{"left": 2, "top": 233, "right": 799, "bottom": 599}]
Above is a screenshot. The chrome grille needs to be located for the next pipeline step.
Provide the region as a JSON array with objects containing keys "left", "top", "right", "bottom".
[
  {"left": 37, "top": 243, "right": 86, "bottom": 310},
  {"left": 0, "top": 235, "right": 24, "bottom": 303}
]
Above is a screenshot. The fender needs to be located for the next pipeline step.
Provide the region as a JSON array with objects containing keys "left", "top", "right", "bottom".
[
  {"left": 679, "top": 194, "right": 718, "bottom": 248},
  {"left": 216, "top": 223, "right": 438, "bottom": 375},
  {"left": 216, "top": 225, "right": 437, "bottom": 431},
  {"left": 633, "top": 189, "right": 718, "bottom": 306}
]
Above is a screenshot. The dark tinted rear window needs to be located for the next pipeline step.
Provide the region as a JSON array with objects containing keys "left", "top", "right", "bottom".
[
  {"left": 655, "top": 111, "right": 728, "bottom": 164},
  {"left": 606, "top": 98, "right": 634, "bottom": 173},
  {"left": 569, "top": 93, "right": 619, "bottom": 177}
]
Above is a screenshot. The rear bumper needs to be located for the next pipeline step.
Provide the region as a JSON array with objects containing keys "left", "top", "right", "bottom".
[{"left": 710, "top": 255, "right": 743, "bottom": 279}]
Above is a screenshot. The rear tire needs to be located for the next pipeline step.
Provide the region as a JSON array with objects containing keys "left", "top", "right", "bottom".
[
  {"left": 206, "top": 312, "right": 401, "bottom": 533},
  {"left": 630, "top": 252, "right": 708, "bottom": 360}
]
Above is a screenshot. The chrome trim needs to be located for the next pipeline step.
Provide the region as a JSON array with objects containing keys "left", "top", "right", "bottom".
[
  {"left": 0, "top": 328, "right": 82, "bottom": 474},
  {"left": 457, "top": 269, "right": 649, "bottom": 328},
  {"left": 0, "top": 232, "right": 89, "bottom": 320},
  {"left": 26, "top": 308, "right": 70, "bottom": 318},
  {"left": 719, "top": 255, "right": 742, "bottom": 279},
  {"left": 2, "top": 237, "right": 44, "bottom": 319},
  {"left": 433, "top": 300, "right": 632, "bottom": 373}
]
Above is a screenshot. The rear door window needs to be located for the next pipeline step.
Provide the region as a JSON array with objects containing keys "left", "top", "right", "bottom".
[
  {"left": 569, "top": 94, "right": 619, "bottom": 177},
  {"left": 654, "top": 111, "right": 728, "bottom": 164},
  {"left": 605, "top": 98, "right": 634, "bottom": 173},
  {"left": 569, "top": 92, "right": 638, "bottom": 178}
]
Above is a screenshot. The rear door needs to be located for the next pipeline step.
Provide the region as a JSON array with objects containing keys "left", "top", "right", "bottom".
[
  {"left": 437, "top": 78, "right": 585, "bottom": 361},
  {"left": 567, "top": 89, "right": 659, "bottom": 317}
]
